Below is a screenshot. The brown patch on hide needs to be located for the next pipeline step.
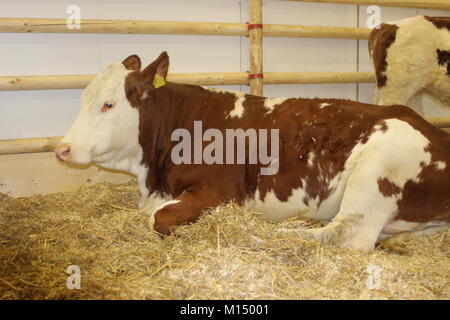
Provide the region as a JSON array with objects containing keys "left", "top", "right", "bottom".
[
  {"left": 396, "top": 143, "right": 450, "bottom": 223},
  {"left": 378, "top": 178, "right": 402, "bottom": 197},
  {"left": 153, "top": 185, "right": 222, "bottom": 235},
  {"left": 437, "top": 49, "right": 450, "bottom": 76},
  {"left": 425, "top": 16, "right": 450, "bottom": 31},
  {"left": 368, "top": 23, "right": 399, "bottom": 88}
]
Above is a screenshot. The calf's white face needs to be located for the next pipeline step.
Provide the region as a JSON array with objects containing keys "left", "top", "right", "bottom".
[{"left": 56, "top": 57, "right": 142, "bottom": 172}]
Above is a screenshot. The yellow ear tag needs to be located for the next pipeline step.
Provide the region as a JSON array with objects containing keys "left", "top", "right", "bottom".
[{"left": 153, "top": 74, "right": 166, "bottom": 89}]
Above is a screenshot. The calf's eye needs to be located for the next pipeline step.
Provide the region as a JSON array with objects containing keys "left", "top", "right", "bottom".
[{"left": 101, "top": 102, "right": 114, "bottom": 112}]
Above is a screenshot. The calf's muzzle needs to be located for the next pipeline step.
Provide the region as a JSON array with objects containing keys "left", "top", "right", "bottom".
[{"left": 55, "top": 143, "right": 71, "bottom": 162}]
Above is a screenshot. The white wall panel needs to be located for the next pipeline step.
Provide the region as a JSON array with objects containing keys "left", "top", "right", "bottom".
[
  {"left": 0, "top": 0, "right": 99, "bottom": 19},
  {"left": 261, "top": 37, "right": 356, "bottom": 73},
  {"left": 0, "top": 0, "right": 96, "bottom": 140},
  {"left": 242, "top": 0, "right": 357, "bottom": 27},
  {"left": 98, "top": 0, "right": 241, "bottom": 22},
  {"left": 98, "top": 34, "right": 241, "bottom": 73},
  {"left": 357, "top": 83, "right": 375, "bottom": 104},
  {"left": 0, "top": 90, "right": 81, "bottom": 139},
  {"left": 0, "top": 34, "right": 100, "bottom": 76}
]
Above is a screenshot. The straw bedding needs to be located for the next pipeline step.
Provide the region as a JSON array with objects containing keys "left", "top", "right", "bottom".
[{"left": 0, "top": 181, "right": 448, "bottom": 299}]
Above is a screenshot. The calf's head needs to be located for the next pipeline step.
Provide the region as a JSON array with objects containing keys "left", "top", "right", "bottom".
[{"left": 55, "top": 52, "right": 170, "bottom": 171}]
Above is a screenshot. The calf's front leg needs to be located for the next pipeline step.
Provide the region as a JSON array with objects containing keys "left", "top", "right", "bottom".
[{"left": 151, "top": 186, "right": 222, "bottom": 235}]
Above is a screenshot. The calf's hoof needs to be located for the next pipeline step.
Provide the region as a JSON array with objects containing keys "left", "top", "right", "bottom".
[
  {"left": 153, "top": 222, "right": 177, "bottom": 236},
  {"left": 378, "top": 237, "right": 410, "bottom": 255},
  {"left": 298, "top": 226, "right": 342, "bottom": 246},
  {"left": 151, "top": 211, "right": 178, "bottom": 236}
]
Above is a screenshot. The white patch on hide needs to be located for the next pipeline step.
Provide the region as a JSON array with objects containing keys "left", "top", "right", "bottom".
[
  {"left": 307, "top": 152, "right": 316, "bottom": 168},
  {"left": 264, "top": 98, "right": 288, "bottom": 114},
  {"left": 248, "top": 184, "right": 311, "bottom": 222},
  {"left": 434, "top": 161, "right": 446, "bottom": 171},
  {"left": 148, "top": 199, "right": 180, "bottom": 227},
  {"left": 205, "top": 88, "right": 248, "bottom": 119},
  {"left": 227, "top": 92, "right": 247, "bottom": 118}
]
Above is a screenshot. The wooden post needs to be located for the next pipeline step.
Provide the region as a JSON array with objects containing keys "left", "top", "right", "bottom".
[
  {"left": 263, "top": 71, "right": 375, "bottom": 84},
  {"left": 426, "top": 117, "right": 450, "bottom": 128},
  {"left": 264, "top": 24, "right": 370, "bottom": 39},
  {"left": 0, "top": 18, "right": 372, "bottom": 39},
  {"left": 0, "top": 73, "right": 250, "bottom": 91},
  {"left": 0, "top": 18, "right": 248, "bottom": 36},
  {"left": 0, "top": 72, "right": 376, "bottom": 91},
  {"left": 0, "top": 137, "right": 62, "bottom": 155},
  {"left": 249, "top": 0, "right": 264, "bottom": 96}
]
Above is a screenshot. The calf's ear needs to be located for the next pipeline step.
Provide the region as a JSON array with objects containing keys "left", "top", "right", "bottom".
[
  {"left": 141, "top": 51, "right": 170, "bottom": 89},
  {"left": 122, "top": 54, "right": 141, "bottom": 71},
  {"left": 154, "top": 51, "right": 169, "bottom": 79}
]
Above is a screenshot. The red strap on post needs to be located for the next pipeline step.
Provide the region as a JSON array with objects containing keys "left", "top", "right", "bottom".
[
  {"left": 249, "top": 73, "right": 264, "bottom": 80},
  {"left": 248, "top": 23, "right": 263, "bottom": 30}
]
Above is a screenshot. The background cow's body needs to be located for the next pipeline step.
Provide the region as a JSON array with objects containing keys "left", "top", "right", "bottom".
[
  {"left": 56, "top": 53, "right": 450, "bottom": 253},
  {"left": 369, "top": 16, "right": 450, "bottom": 116}
]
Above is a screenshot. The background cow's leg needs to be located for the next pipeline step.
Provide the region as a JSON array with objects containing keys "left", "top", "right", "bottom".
[
  {"left": 372, "top": 84, "right": 412, "bottom": 107},
  {"left": 150, "top": 186, "right": 222, "bottom": 235},
  {"left": 372, "top": 87, "right": 383, "bottom": 105},
  {"left": 378, "top": 223, "right": 449, "bottom": 254}
]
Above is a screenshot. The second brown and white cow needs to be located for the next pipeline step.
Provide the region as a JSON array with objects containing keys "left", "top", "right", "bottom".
[
  {"left": 369, "top": 16, "right": 450, "bottom": 114},
  {"left": 55, "top": 52, "right": 450, "bottom": 253}
]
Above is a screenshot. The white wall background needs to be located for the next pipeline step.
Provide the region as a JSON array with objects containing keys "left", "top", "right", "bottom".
[{"left": 0, "top": 0, "right": 448, "bottom": 139}]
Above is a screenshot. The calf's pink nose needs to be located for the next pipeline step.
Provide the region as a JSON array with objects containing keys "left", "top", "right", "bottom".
[{"left": 55, "top": 144, "right": 71, "bottom": 161}]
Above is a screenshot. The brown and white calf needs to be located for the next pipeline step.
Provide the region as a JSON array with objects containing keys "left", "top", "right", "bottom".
[
  {"left": 369, "top": 16, "right": 450, "bottom": 114},
  {"left": 55, "top": 52, "right": 450, "bottom": 253}
]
